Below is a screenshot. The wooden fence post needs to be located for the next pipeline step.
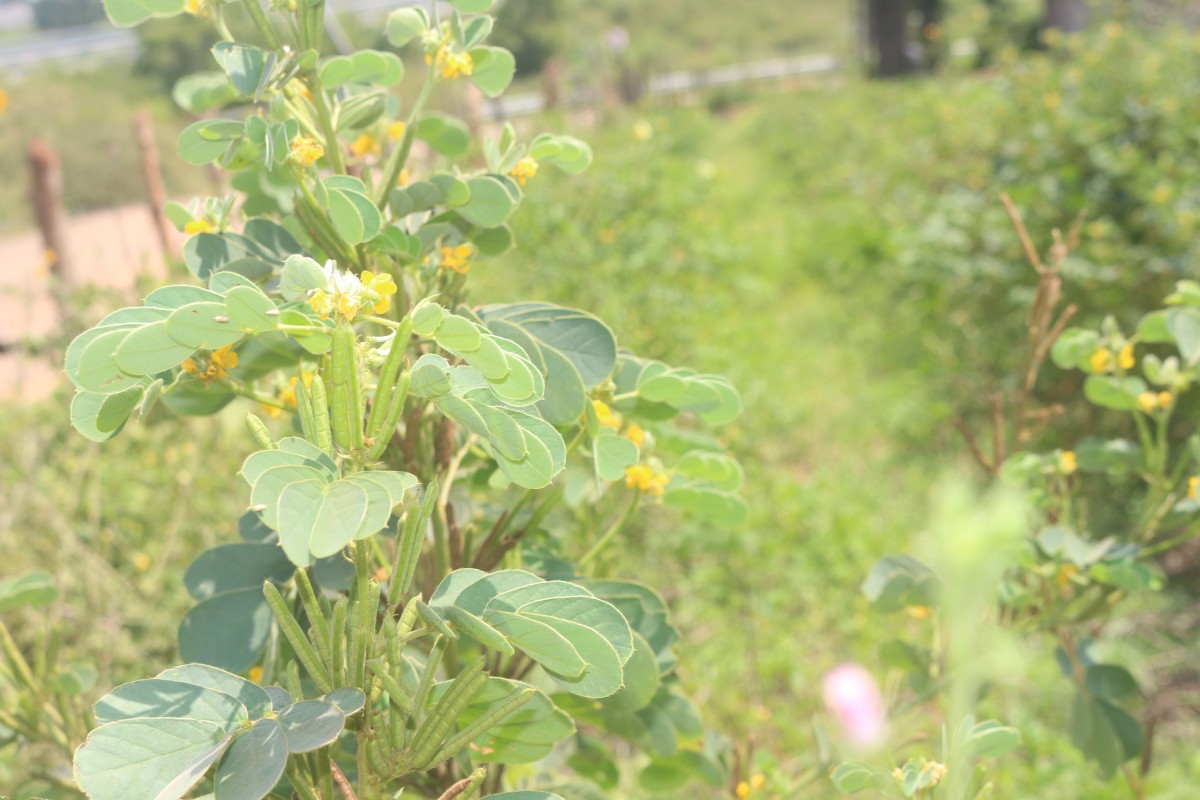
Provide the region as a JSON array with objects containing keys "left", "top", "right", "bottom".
[
  {"left": 542, "top": 56, "right": 563, "bottom": 111},
  {"left": 27, "top": 138, "right": 72, "bottom": 285},
  {"left": 135, "top": 108, "right": 175, "bottom": 257}
]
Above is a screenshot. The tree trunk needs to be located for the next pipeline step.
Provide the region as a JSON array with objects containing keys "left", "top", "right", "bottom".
[
  {"left": 866, "top": 0, "right": 915, "bottom": 77},
  {"left": 1045, "top": 0, "right": 1087, "bottom": 31}
]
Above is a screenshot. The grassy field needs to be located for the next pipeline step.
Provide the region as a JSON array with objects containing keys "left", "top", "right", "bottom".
[{"left": 4, "top": 24, "right": 1200, "bottom": 799}]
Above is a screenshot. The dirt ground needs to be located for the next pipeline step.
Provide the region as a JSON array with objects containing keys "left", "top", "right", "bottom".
[{"left": 0, "top": 204, "right": 168, "bottom": 402}]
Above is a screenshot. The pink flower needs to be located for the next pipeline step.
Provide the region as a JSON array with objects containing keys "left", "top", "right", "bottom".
[{"left": 823, "top": 663, "right": 887, "bottom": 749}]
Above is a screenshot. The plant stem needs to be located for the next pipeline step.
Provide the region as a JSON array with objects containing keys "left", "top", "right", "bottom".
[
  {"left": 360, "top": 314, "right": 402, "bottom": 330},
  {"left": 224, "top": 381, "right": 289, "bottom": 410},
  {"left": 1140, "top": 520, "right": 1200, "bottom": 558},
  {"left": 375, "top": 69, "right": 437, "bottom": 208},
  {"left": 240, "top": 0, "right": 283, "bottom": 51},
  {"left": 331, "top": 759, "right": 358, "bottom": 800},
  {"left": 578, "top": 490, "right": 641, "bottom": 569},
  {"left": 306, "top": 72, "right": 347, "bottom": 174},
  {"left": 295, "top": 178, "right": 357, "bottom": 266},
  {"left": 1123, "top": 763, "right": 1146, "bottom": 800},
  {"left": 286, "top": 764, "right": 321, "bottom": 800}
]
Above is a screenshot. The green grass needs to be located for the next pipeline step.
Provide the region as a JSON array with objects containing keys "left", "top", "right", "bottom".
[
  {"left": 0, "top": 67, "right": 208, "bottom": 234},
  {"left": 472, "top": 88, "right": 1200, "bottom": 797}
]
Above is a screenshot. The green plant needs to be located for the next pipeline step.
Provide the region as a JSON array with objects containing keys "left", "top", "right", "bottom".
[
  {"left": 51, "top": 1, "right": 745, "bottom": 798},
  {"left": 853, "top": 200, "right": 1200, "bottom": 798}
]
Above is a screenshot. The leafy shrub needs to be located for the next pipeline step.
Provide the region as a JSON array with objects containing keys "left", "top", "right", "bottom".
[{"left": 6, "top": 1, "right": 753, "bottom": 799}]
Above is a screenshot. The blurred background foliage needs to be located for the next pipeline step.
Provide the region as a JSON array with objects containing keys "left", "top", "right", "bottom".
[{"left": 3, "top": 0, "right": 1200, "bottom": 797}]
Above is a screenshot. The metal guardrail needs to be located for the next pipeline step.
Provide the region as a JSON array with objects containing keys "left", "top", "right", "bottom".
[
  {"left": 0, "top": 0, "right": 426, "bottom": 71},
  {"left": 481, "top": 52, "right": 842, "bottom": 121},
  {"left": 0, "top": 25, "right": 135, "bottom": 70}
]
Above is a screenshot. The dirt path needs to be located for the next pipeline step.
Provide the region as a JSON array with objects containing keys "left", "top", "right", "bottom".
[{"left": 0, "top": 203, "right": 167, "bottom": 402}]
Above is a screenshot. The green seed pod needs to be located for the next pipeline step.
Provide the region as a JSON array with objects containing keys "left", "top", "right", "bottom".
[
  {"left": 421, "top": 688, "right": 535, "bottom": 769},
  {"left": 309, "top": 374, "right": 333, "bottom": 456},
  {"left": 329, "top": 324, "right": 363, "bottom": 453},
  {"left": 395, "top": 596, "right": 420, "bottom": 637},
  {"left": 366, "top": 371, "right": 410, "bottom": 461},
  {"left": 366, "top": 317, "right": 414, "bottom": 441},
  {"left": 245, "top": 413, "right": 277, "bottom": 450},
  {"left": 410, "top": 635, "right": 446, "bottom": 724},
  {"left": 294, "top": 569, "right": 331, "bottom": 672},
  {"left": 415, "top": 599, "right": 456, "bottom": 639},
  {"left": 285, "top": 660, "right": 304, "bottom": 703},
  {"left": 330, "top": 595, "right": 349, "bottom": 686},
  {"left": 367, "top": 659, "right": 414, "bottom": 713},
  {"left": 389, "top": 480, "right": 437, "bottom": 602},
  {"left": 367, "top": 736, "right": 391, "bottom": 777},
  {"left": 408, "top": 660, "right": 488, "bottom": 769},
  {"left": 263, "top": 581, "right": 332, "bottom": 693},
  {"left": 294, "top": 375, "right": 317, "bottom": 443},
  {"left": 348, "top": 544, "right": 377, "bottom": 689}
]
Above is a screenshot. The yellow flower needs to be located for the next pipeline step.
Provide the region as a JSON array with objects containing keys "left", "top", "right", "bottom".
[
  {"left": 209, "top": 345, "right": 239, "bottom": 379},
  {"left": 279, "top": 372, "right": 314, "bottom": 409},
  {"left": 625, "top": 464, "right": 668, "bottom": 496},
  {"left": 184, "top": 0, "right": 207, "bottom": 16},
  {"left": 1160, "top": 391, "right": 1174, "bottom": 408},
  {"left": 289, "top": 80, "right": 312, "bottom": 102},
  {"left": 750, "top": 774, "right": 766, "bottom": 790},
  {"left": 387, "top": 121, "right": 407, "bottom": 141},
  {"left": 1056, "top": 563, "right": 1079, "bottom": 592},
  {"left": 926, "top": 761, "right": 948, "bottom": 786},
  {"left": 593, "top": 400, "right": 621, "bottom": 430},
  {"left": 1151, "top": 185, "right": 1173, "bottom": 206},
  {"left": 439, "top": 244, "right": 474, "bottom": 274},
  {"left": 290, "top": 135, "right": 325, "bottom": 167},
  {"left": 1189, "top": 476, "right": 1198, "bottom": 500},
  {"left": 184, "top": 219, "right": 213, "bottom": 235},
  {"left": 350, "top": 133, "right": 381, "bottom": 158},
  {"left": 1118, "top": 344, "right": 1135, "bottom": 370},
  {"left": 623, "top": 423, "right": 645, "bottom": 448},
  {"left": 1138, "top": 392, "right": 1159, "bottom": 414},
  {"left": 181, "top": 358, "right": 199, "bottom": 375},
  {"left": 131, "top": 552, "right": 152, "bottom": 572},
  {"left": 1059, "top": 450, "right": 1077, "bottom": 475},
  {"left": 735, "top": 782, "right": 751, "bottom": 800},
  {"left": 260, "top": 403, "right": 283, "bottom": 420},
  {"left": 0, "top": 88, "right": 9, "bottom": 115},
  {"left": 906, "top": 605, "right": 933, "bottom": 620},
  {"left": 397, "top": 168, "right": 412, "bottom": 186},
  {"left": 1090, "top": 348, "right": 1112, "bottom": 373},
  {"left": 1043, "top": 92, "right": 1062, "bottom": 111},
  {"left": 433, "top": 46, "right": 474, "bottom": 78},
  {"left": 336, "top": 293, "right": 360, "bottom": 320},
  {"left": 308, "top": 261, "right": 372, "bottom": 321},
  {"left": 248, "top": 666, "right": 264, "bottom": 684},
  {"left": 307, "top": 288, "right": 334, "bottom": 319},
  {"left": 632, "top": 119, "right": 653, "bottom": 141},
  {"left": 510, "top": 157, "right": 539, "bottom": 187},
  {"left": 361, "top": 270, "right": 398, "bottom": 314}
]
